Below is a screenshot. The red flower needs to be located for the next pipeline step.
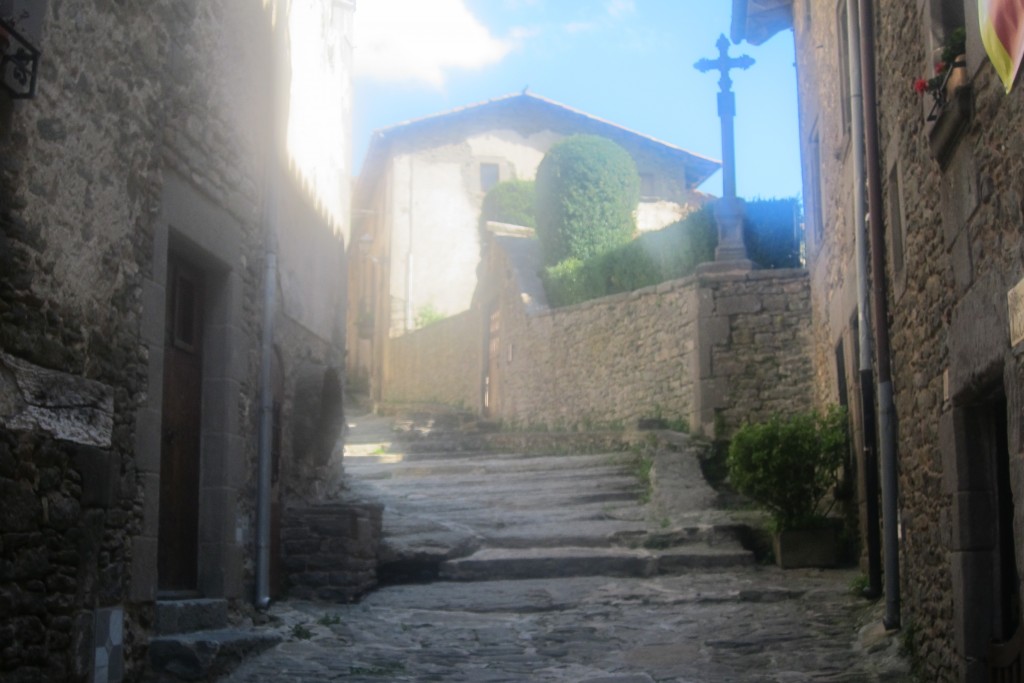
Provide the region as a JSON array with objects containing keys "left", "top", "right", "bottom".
[
  {"left": 935, "top": 61, "right": 946, "bottom": 74},
  {"left": 913, "top": 78, "right": 928, "bottom": 94}
]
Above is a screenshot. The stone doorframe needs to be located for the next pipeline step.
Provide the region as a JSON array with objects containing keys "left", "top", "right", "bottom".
[
  {"left": 131, "top": 171, "right": 248, "bottom": 601},
  {"left": 942, "top": 359, "right": 1020, "bottom": 682}
]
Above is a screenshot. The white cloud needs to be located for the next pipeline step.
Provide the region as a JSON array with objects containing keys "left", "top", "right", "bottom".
[
  {"left": 606, "top": 0, "right": 635, "bottom": 18},
  {"left": 354, "top": 0, "right": 513, "bottom": 87},
  {"left": 564, "top": 20, "right": 599, "bottom": 34}
]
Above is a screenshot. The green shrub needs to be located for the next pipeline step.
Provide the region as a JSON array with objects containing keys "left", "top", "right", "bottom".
[
  {"left": 414, "top": 304, "right": 446, "bottom": 328},
  {"left": 541, "top": 205, "right": 716, "bottom": 307},
  {"left": 744, "top": 197, "right": 802, "bottom": 269},
  {"left": 534, "top": 135, "right": 640, "bottom": 265},
  {"left": 726, "top": 406, "right": 847, "bottom": 531},
  {"left": 480, "top": 179, "right": 536, "bottom": 229}
]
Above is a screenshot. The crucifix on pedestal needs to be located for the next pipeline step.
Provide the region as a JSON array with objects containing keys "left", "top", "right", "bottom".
[{"left": 695, "top": 34, "right": 754, "bottom": 266}]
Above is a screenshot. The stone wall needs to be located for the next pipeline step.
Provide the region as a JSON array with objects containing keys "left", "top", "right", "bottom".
[
  {"left": 382, "top": 233, "right": 815, "bottom": 438},
  {"left": 692, "top": 269, "right": 815, "bottom": 437},
  {"left": 281, "top": 503, "right": 383, "bottom": 602},
  {"left": 791, "top": 0, "right": 1024, "bottom": 678},
  {"left": 382, "top": 310, "right": 482, "bottom": 411},
  {"left": 0, "top": 1, "right": 351, "bottom": 680},
  {"left": 497, "top": 276, "right": 699, "bottom": 431}
]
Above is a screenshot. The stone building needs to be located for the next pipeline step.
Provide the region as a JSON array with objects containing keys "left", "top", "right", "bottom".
[
  {"left": 734, "top": 0, "right": 1024, "bottom": 679},
  {"left": 0, "top": 1, "right": 352, "bottom": 680},
  {"left": 347, "top": 92, "right": 720, "bottom": 402}
]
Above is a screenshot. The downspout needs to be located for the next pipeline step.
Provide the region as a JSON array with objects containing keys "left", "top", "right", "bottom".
[
  {"left": 255, "top": 180, "right": 278, "bottom": 610},
  {"left": 845, "top": 0, "right": 883, "bottom": 600},
  {"left": 405, "top": 161, "right": 414, "bottom": 332},
  {"left": 858, "top": 0, "right": 901, "bottom": 629}
]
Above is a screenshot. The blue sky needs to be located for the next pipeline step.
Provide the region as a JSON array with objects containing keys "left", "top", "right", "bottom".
[{"left": 352, "top": 0, "right": 802, "bottom": 201}]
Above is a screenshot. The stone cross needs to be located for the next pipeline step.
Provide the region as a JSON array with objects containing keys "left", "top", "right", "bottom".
[
  {"left": 695, "top": 33, "right": 754, "bottom": 201},
  {"left": 695, "top": 34, "right": 754, "bottom": 265}
]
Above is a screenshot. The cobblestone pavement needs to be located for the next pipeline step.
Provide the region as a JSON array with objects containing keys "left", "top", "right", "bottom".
[
  {"left": 222, "top": 569, "right": 909, "bottom": 682},
  {"left": 219, "top": 413, "right": 910, "bottom": 682}
]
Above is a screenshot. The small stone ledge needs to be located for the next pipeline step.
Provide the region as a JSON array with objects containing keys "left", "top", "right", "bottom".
[{"left": 282, "top": 503, "right": 383, "bottom": 602}]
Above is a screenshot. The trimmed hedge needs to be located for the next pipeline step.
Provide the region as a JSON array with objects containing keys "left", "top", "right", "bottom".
[
  {"left": 542, "top": 205, "right": 715, "bottom": 307},
  {"left": 744, "top": 197, "right": 802, "bottom": 269},
  {"left": 541, "top": 198, "right": 802, "bottom": 308},
  {"left": 480, "top": 179, "right": 536, "bottom": 229},
  {"left": 534, "top": 135, "right": 640, "bottom": 265}
]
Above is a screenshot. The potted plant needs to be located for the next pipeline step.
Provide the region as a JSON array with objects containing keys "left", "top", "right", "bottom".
[
  {"left": 913, "top": 27, "right": 967, "bottom": 121},
  {"left": 727, "top": 406, "right": 848, "bottom": 568}
]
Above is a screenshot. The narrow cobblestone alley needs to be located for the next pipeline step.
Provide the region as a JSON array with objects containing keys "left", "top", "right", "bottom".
[{"left": 219, "top": 413, "right": 911, "bottom": 682}]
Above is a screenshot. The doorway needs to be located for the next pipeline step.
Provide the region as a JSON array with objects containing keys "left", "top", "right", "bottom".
[{"left": 157, "top": 255, "right": 204, "bottom": 593}]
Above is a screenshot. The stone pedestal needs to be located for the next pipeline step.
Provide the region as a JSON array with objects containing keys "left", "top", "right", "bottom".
[{"left": 713, "top": 197, "right": 752, "bottom": 265}]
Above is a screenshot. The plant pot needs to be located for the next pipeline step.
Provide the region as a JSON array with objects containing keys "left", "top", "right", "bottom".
[
  {"left": 773, "top": 524, "right": 840, "bottom": 569},
  {"left": 945, "top": 54, "right": 967, "bottom": 99}
]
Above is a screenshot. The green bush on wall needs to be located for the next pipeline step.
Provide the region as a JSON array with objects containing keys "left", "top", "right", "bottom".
[
  {"left": 726, "top": 405, "right": 848, "bottom": 532},
  {"left": 480, "top": 179, "right": 536, "bottom": 229},
  {"left": 534, "top": 135, "right": 640, "bottom": 265},
  {"left": 541, "top": 204, "right": 716, "bottom": 306},
  {"left": 540, "top": 198, "right": 802, "bottom": 308}
]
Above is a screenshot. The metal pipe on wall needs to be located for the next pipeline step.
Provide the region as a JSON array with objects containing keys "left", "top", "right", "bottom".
[
  {"left": 857, "top": 0, "right": 901, "bottom": 629},
  {"left": 845, "top": 0, "right": 883, "bottom": 600},
  {"left": 255, "top": 178, "right": 278, "bottom": 609}
]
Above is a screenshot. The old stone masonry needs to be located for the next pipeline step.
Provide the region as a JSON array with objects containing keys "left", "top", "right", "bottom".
[{"left": 217, "top": 412, "right": 910, "bottom": 682}]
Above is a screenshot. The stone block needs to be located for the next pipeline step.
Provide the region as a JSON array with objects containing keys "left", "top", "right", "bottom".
[
  {"left": 950, "top": 491, "right": 996, "bottom": 551},
  {"left": 140, "top": 279, "right": 166, "bottom": 346},
  {"left": 0, "top": 479, "right": 42, "bottom": 533},
  {"left": 773, "top": 527, "right": 840, "bottom": 569},
  {"left": 133, "top": 407, "right": 163, "bottom": 475},
  {"left": 70, "top": 444, "right": 118, "bottom": 509},
  {"left": 950, "top": 550, "right": 995, "bottom": 664},
  {"left": 716, "top": 294, "right": 762, "bottom": 316}
]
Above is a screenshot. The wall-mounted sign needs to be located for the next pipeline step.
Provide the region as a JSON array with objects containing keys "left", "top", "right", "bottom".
[{"left": 0, "top": 0, "right": 43, "bottom": 99}]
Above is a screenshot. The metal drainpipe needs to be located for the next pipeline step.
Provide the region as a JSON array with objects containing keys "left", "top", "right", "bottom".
[
  {"left": 845, "top": 0, "right": 883, "bottom": 600},
  {"left": 255, "top": 184, "right": 278, "bottom": 610},
  {"left": 858, "top": 0, "right": 901, "bottom": 629}
]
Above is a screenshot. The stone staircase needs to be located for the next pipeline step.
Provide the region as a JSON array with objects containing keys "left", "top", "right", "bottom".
[
  {"left": 146, "top": 599, "right": 280, "bottom": 682},
  {"left": 342, "top": 412, "right": 756, "bottom": 587}
]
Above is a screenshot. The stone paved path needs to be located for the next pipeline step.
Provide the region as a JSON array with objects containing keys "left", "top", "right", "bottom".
[{"left": 219, "top": 412, "right": 911, "bottom": 682}]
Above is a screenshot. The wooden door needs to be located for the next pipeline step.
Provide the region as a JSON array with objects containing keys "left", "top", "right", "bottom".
[{"left": 158, "top": 257, "right": 204, "bottom": 593}]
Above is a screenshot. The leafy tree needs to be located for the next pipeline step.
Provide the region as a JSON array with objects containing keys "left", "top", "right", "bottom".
[
  {"left": 534, "top": 135, "right": 640, "bottom": 265},
  {"left": 480, "top": 179, "right": 536, "bottom": 229}
]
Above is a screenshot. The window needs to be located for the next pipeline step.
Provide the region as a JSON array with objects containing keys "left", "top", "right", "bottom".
[
  {"left": 480, "top": 163, "right": 500, "bottom": 193},
  {"left": 836, "top": 0, "right": 851, "bottom": 138}
]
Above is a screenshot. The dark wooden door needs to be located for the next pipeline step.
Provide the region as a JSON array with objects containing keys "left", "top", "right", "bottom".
[{"left": 158, "top": 257, "right": 204, "bottom": 592}]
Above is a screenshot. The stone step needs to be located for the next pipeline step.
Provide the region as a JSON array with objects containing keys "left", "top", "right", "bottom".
[
  {"left": 154, "top": 598, "right": 228, "bottom": 636},
  {"left": 148, "top": 628, "right": 281, "bottom": 681},
  {"left": 437, "top": 545, "right": 754, "bottom": 581},
  {"left": 346, "top": 451, "right": 624, "bottom": 470},
  {"left": 350, "top": 460, "right": 630, "bottom": 482}
]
